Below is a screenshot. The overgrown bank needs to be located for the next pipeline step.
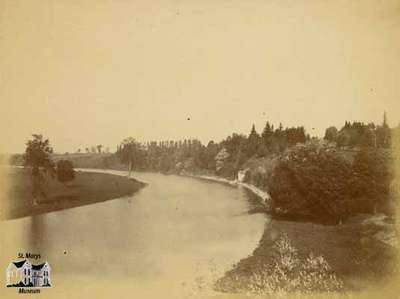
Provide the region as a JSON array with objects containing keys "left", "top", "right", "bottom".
[{"left": 215, "top": 214, "right": 398, "bottom": 294}]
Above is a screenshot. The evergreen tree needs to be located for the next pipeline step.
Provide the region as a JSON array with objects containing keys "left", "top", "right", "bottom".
[
  {"left": 247, "top": 124, "right": 261, "bottom": 158},
  {"left": 261, "top": 121, "right": 274, "bottom": 148},
  {"left": 376, "top": 111, "right": 391, "bottom": 148}
]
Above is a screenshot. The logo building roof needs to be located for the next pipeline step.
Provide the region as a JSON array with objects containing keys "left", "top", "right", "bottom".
[
  {"left": 12, "top": 260, "right": 28, "bottom": 268},
  {"left": 32, "top": 262, "right": 48, "bottom": 270}
]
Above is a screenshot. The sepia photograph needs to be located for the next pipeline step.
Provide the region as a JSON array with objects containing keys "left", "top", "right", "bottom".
[{"left": 0, "top": 1, "right": 399, "bottom": 298}]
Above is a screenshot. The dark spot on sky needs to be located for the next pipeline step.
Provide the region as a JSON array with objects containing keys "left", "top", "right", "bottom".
[
  {"left": 63, "top": 250, "right": 67, "bottom": 255},
  {"left": 187, "top": 117, "right": 190, "bottom": 121}
]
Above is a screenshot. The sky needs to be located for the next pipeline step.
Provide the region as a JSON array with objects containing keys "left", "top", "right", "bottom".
[{"left": 1, "top": 0, "right": 399, "bottom": 153}]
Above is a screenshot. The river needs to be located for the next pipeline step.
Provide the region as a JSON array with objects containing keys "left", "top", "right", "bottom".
[{"left": 1, "top": 170, "right": 267, "bottom": 299}]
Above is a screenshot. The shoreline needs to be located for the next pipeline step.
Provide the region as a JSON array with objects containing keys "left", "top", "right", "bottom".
[
  {"left": 181, "top": 172, "right": 271, "bottom": 206},
  {"left": 171, "top": 171, "right": 398, "bottom": 293},
  {"left": 215, "top": 215, "right": 398, "bottom": 294},
  {"left": 4, "top": 168, "right": 146, "bottom": 220}
]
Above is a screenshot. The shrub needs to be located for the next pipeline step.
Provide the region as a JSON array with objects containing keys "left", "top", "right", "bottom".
[
  {"left": 349, "top": 149, "right": 394, "bottom": 214},
  {"left": 248, "top": 235, "right": 343, "bottom": 295},
  {"left": 269, "top": 145, "right": 394, "bottom": 223},
  {"left": 269, "top": 146, "right": 353, "bottom": 223},
  {"left": 217, "top": 235, "right": 344, "bottom": 296},
  {"left": 56, "top": 160, "right": 75, "bottom": 184}
]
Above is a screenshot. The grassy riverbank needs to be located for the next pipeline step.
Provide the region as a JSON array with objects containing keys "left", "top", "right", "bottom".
[
  {"left": 215, "top": 213, "right": 398, "bottom": 295},
  {"left": 4, "top": 168, "right": 146, "bottom": 219}
]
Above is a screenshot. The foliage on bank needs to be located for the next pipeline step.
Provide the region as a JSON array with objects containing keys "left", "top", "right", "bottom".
[
  {"left": 269, "top": 144, "right": 395, "bottom": 223},
  {"left": 9, "top": 115, "right": 398, "bottom": 223},
  {"left": 215, "top": 234, "right": 344, "bottom": 295}
]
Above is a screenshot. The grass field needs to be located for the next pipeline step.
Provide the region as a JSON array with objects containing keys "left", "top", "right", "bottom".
[{"left": 4, "top": 168, "right": 145, "bottom": 219}]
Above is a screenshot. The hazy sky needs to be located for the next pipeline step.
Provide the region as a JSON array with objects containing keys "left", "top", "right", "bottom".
[{"left": 1, "top": 0, "right": 399, "bottom": 153}]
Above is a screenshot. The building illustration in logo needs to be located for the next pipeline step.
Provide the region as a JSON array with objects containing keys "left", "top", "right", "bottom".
[{"left": 6, "top": 260, "right": 51, "bottom": 288}]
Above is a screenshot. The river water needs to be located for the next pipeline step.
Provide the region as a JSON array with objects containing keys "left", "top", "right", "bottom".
[{"left": 1, "top": 170, "right": 266, "bottom": 299}]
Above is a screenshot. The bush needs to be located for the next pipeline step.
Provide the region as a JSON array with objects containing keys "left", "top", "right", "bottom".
[
  {"left": 269, "top": 145, "right": 394, "bottom": 223},
  {"left": 349, "top": 149, "right": 394, "bottom": 214},
  {"left": 249, "top": 235, "right": 343, "bottom": 294},
  {"left": 269, "top": 146, "right": 353, "bottom": 223},
  {"left": 56, "top": 160, "right": 75, "bottom": 184},
  {"left": 217, "top": 235, "right": 344, "bottom": 296}
]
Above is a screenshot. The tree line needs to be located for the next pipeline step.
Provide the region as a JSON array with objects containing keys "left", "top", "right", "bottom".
[
  {"left": 114, "top": 112, "right": 397, "bottom": 223},
  {"left": 116, "top": 114, "right": 396, "bottom": 179},
  {"left": 324, "top": 112, "right": 392, "bottom": 148},
  {"left": 116, "top": 122, "right": 309, "bottom": 178},
  {"left": 15, "top": 112, "right": 398, "bottom": 221}
]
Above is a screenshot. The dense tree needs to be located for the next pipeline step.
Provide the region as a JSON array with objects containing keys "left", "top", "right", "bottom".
[
  {"left": 261, "top": 121, "right": 274, "bottom": 145},
  {"left": 247, "top": 124, "right": 261, "bottom": 158},
  {"left": 376, "top": 112, "right": 391, "bottom": 148},
  {"left": 23, "top": 134, "right": 55, "bottom": 204},
  {"left": 24, "top": 134, "right": 54, "bottom": 170},
  {"left": 205, "top": 141, "right": 219, "bottom": 170},
  {"left": 56, "top": 160, "right": 75, "bottom": 185},
  {"left": 116, "top": 138, "right": 143, "bottom": 177},
  {"left": 215, "top": 147, "right": 230, "bottom": 173},
  {"left": 329, "top": 113, "right": 391, "bottom": 149},
  {"left": 221, "top": 134, "right": 248, "bottom": 176},
  {"left": 285, "top": 127, "right": 307, "bottom": 146},
  {"left": 269, "top": 140, "right": 395, "bottom": 223},
  {"left": 349, "top": 149, "right": 394, "bottom": 213},
  {"left": 223, "top": 134, "right": 247, "bottom": 158},
  {"left": 360, "top": 128, "right": 375, "bottom": 148},
  {"left": 97, "top": 145, "right": 103, "bottom": 154},
  {"left": 269, "top": 145, "right": 354, "bottom": 223},
  {"left": 324, "top": 126, "right": 338, "bottom": 142}
]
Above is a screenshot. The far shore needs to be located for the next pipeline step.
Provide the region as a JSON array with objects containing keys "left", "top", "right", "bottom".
[
  {"left": 180, "top": 171, "right": 271, "bottom": 205},
  {"left": 3, "top": 168, "right": 146, "bottom": 220}
]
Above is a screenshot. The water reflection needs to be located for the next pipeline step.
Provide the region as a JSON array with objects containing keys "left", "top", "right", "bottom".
[{"left": 28, "top": 216, "right": 47, "bottom": 253}]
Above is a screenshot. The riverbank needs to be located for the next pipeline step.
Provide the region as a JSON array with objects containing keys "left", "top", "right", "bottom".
[
  {"left": 176, "top": 171, "right": 398, "bottom": 294},
  {"left": 215, "top": 213, "right": 398, "bottom": 294},
  {"left": 178, "top": 171, "right": 396, "bottom": 291},
  {"left": 181, "top": 172, "right": 271, "bottom": 206},
  {"left": 3, "top": 168, "right": 146, "bottom": 220},
  {"left": 178, "top": 168, "right": 398, "bottom": 294}
]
